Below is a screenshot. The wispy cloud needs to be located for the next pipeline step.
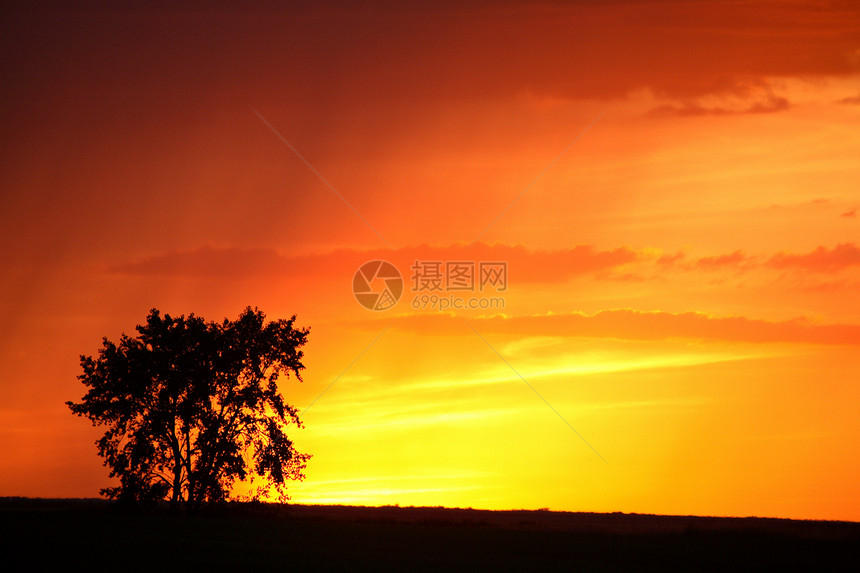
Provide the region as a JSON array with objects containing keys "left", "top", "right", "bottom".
[
  {"left": 361, "top": 310, "right": 860, "bottom": 345},
  {"left": 106, "top": 246, "right": 286, "bottom": 278},
  {"left": 836, "top": 94, "right": 860, "bottom": 105},
  {"left": 649, "top": 93, "right": 790, "bottom": 118}
]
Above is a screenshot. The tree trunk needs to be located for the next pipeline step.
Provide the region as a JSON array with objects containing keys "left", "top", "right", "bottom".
[
  {"left": 185, "top": 426, "right": 194, "bottom": 514},
  {"left": 169, "top": 428, "right": 183, "bottom": 515},
  {"left": 171, "top": 455, "right": 183, "bottom": 515}
]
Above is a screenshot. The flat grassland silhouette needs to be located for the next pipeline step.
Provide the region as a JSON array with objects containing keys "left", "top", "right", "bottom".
[{"left": 2, "top": 498, "right": 857, "bottom": 571}]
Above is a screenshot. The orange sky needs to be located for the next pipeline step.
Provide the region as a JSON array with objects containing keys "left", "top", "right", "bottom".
[{"left": 1, "top": 1, "right": 859, "bottom": 521}]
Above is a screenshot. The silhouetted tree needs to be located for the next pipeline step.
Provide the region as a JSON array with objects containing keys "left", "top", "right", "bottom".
[{"left": 67, "top": 307, "right": 311, "bottom": 512}]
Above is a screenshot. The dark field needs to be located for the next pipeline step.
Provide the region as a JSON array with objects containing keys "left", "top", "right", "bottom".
[{"left": 1, "top": 498, "right": 857, "bottom": 571}]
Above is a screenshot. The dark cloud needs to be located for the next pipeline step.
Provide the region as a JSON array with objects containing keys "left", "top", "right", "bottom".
[
  {"left": 654, "top": 250, "right": 754, "bottom": 271},
  {"left": 768, "top": 243, "right": 860, "bottom": 272},
  {"left": 109, "top": 242, "right": 860, "bottom": 282},
  {"left": 695, "top": 250, "right": 751, "bottom": 270},
  {"left": 107, "top": 243, "right": 641, "bottom": 282}
]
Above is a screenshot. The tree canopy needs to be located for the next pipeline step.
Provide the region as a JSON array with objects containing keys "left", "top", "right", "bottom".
[{"left": 67, "top": 307, "right": 311, "bottom": 512}]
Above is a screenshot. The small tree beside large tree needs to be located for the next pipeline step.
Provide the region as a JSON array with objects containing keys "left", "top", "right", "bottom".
[{"left": 67, "top": 307, "right": 311, "bottom": 512}]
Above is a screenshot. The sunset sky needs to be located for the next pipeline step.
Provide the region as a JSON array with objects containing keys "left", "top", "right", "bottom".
[{"left": 2, "top": 1, "right": 859, "bottom": 521}]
